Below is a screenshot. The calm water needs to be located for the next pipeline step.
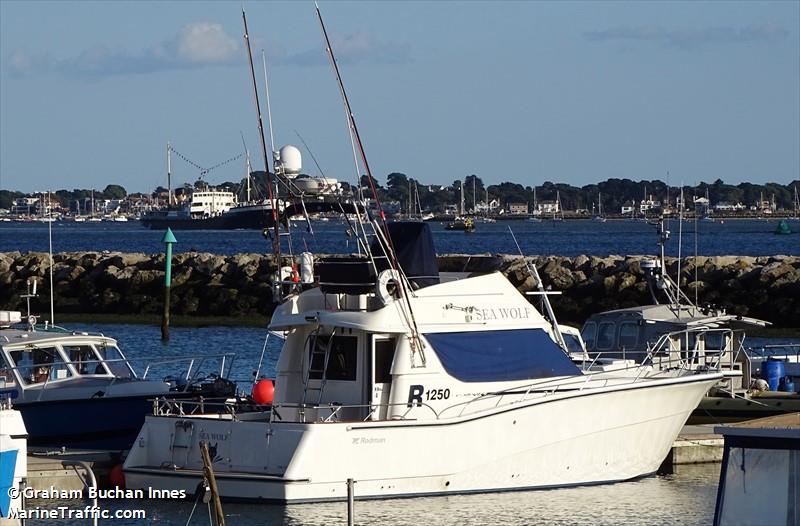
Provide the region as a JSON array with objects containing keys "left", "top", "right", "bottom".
[
  {"left": 21, "top": 323, "right": 798, "bottom": 526},
  {"left": 27, "top": 464, "right": 720, "bottom": 526},
  {"left": 1, "top": 218, "right": 797, "bottom": 256}
]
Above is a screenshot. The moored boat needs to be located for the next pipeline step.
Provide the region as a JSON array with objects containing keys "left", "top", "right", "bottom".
[
  {"left": 123, "top": 222, "right": 721, "bottom": 501},
  {"left": 0, "top": 311, "right": 235, "bottom": 450}
]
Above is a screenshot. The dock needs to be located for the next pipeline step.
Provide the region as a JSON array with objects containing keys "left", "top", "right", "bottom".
[
  {"left": 660, "top": 424, "right": 724, "bottom": 473},
  {"left": 25, "top": 449, "right": 118, "bottom": 491}
]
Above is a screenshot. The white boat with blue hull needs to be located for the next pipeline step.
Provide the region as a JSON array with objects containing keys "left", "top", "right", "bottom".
[
  {"left": 0, "top": 312, "right": 236, "bottom": 450},
  {"left": 124, "top": 240, "right": 721, "bottom": 502}
]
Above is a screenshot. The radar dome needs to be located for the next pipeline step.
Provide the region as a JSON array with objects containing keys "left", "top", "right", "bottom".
[{"left": 278, "top": 145, "right": 302, "bottom": 174}]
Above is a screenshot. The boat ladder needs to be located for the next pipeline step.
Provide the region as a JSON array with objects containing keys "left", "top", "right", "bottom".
[{"left": 300, "top": 327, "right": 334, "bottom": 420}]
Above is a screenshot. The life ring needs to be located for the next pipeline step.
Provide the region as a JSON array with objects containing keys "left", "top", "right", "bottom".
[{"left": 375, "top": 269, "right": 402, "bottom": 305}]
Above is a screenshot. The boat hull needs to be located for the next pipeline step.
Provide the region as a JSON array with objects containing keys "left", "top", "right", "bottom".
[
  {"left": 15, "top": 394, "right": 160, "bottom": 450},
  {"left": 140, "top": 208, "right": 278, "bottom": 230},
  {"left": 124, "top": 374, "right": 716, "bottom": 502}
]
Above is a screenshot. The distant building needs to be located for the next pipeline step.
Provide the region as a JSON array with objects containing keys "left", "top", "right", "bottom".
[
  {"left": 475, "top": 199, "right": 500, "bottom": 214},
  {"left": 537, "top": 200, "right": 559, "bottom": 214},
  {"left": 508, "top": 202, "right": 529, "bottom": 215},
  {"left": 10, "top": 197, "right": 38, "bottom": 215},
  {"left": 639, "top": 196, "right": 659, "bottom": 214}
]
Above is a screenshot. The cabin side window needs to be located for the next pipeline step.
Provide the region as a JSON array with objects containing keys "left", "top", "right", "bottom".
[
  {"left": 9, "top": 347, "right": 72, "bottom": 384},
  {"left": 63, "top": 344, "right": 104, "bottom": 375},
  {"left": 309, "top": 335, "right": 358, "bottom": 382},
  {"left": 581, "top": 322, "right": 597, "bottom": 350},
  {"left": 618, "top": 323, "right": 639, "bottom": 349},
  {"left": 705, "top": 331, "right": 727, "bottom": 352},
  {"left": 0, "top": 353, "right": 14, "bottom": 385},
  {"left": 596, "top": 322, "right": 616, "bottom": 350}
]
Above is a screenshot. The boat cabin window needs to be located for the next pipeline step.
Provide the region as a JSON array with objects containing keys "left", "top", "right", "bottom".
[
  {"left": 63, "top": 344, "right": 105, "bottom": 375},
  {"left": 309, "top": 335, "right": 358, "bottom": 381},
  {"left": 9, "top": 347, "right": 72, "bottom": 384},
  {"left": 705, "top": 332, "right": 727, "bottom": 352},
  {"left": 618, "top": 323, "right": 639, "bottom": 349},
  {"left": 95, "top": 344, "right": 135, "bottom": 378},
  {"left": 582, "top": 322, "right": 597, "bottom": 350},
  {"left": 596, "top": 322, "right": 616, "bottom": 350}
]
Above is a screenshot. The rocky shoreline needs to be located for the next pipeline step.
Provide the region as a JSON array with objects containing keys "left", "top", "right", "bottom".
[{"left": 1, "top": 252, "right": 798, "bottom": 328}]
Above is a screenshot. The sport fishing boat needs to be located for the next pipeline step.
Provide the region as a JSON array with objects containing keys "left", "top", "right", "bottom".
[
  {"left": 0, "top": 311, "right": 235, "bottom": 450},
  {"left": 122, "top": 7, "right": 721, "bottom": 501},
  {"left": 123, "top": 220, "right": 721, "bottom": 502}
]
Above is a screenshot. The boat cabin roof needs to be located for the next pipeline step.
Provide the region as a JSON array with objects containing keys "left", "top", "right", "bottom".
[
  {"left": 0, "top": 328, "right": 117, "bottom": 349},
  {"left": 584, "top": 304, "right": 768, "bottom": 330}
]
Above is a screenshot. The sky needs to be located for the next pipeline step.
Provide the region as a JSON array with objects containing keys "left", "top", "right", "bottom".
[{"left": 1, "top": 1, "right": 798, "bottom": 194}]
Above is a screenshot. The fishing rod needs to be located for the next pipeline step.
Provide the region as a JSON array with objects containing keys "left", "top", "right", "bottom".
[{"left": 314, "top": 2, "right": 425, "bottom": 364}]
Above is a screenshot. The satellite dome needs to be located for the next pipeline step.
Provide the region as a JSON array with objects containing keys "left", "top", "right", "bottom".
[{"left": 278, "top": 145, "right": 302, "bottom": 174}]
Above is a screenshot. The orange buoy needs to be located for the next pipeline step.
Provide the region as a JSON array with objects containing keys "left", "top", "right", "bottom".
[
  {"left": 109, "top": 464, "right": 126, "bottom": 489},
  {"left": 291, "top": 265, "right": 300, "bottom": 283},
  {"left": 252, "top": 378, "right": 275, "bottom": 405}
]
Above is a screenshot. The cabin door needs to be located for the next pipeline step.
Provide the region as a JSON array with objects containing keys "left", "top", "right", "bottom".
[{"left": 369, "top": 335, "right": 396, "bottom": 421}]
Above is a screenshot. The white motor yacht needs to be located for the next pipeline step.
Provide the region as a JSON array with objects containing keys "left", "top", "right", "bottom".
[{"left": 124, "top": 222, "right": 721, "bottom": 502}]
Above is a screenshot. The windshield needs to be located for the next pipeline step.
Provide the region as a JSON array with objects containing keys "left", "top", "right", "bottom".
[
  {"left": 95, "top": 344, "right": 136, "bottom": 379},
  {"left": 63, "top": 344, "right": 106, "bottom": 375},
  {"left": 563, "top": 334, "right": 585, "bottom": 355}
]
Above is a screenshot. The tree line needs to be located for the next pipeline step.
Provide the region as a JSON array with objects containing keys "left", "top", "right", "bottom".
[{"left": 2, "top": 176, "right": 798, "bottom": 214}]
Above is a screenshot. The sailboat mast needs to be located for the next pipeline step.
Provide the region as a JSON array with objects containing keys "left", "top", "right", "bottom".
[
  {"left": 167, "top": 142, "right": 172, "bottom": 206},
  {"left": 472, "top": 176, "right": 476, "bottom": 213},
  {"left": 460, "top": 180, "right": 465, "bottom": 216}
]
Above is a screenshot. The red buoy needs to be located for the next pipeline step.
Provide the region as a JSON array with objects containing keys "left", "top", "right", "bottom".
[
  {"left": 109, "top": 464, "right": 126, "bottom": 489},
  {"left": 252, "top": 379, "right": 275, "bottom": 405}
]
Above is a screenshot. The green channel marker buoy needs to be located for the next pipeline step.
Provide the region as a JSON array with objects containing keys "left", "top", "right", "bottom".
[
  {"left": 161, "top": 228, "right": 177, "bottom": 341},
  {"left": 775, "top": 220, "right": 791, "bottom": 235}
]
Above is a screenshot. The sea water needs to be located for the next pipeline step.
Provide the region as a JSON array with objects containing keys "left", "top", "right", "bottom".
[{"left": 1, "top": 218, "right": 797, "bottom": 257}]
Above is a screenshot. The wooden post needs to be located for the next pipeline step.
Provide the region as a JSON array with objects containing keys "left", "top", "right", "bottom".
[
  {"left": 346, "top": 478, "right": 355, "bottom": 526},
  {"left": 200, "top": 441, "right": 225, "bottom": 526},
  {"left": 161, "top": 228, "right": 177, "bottom": 341}
]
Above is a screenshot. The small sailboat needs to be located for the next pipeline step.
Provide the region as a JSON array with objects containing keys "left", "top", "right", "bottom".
[
  {"left": 592, "top": 191, "right": 607, "bottom": 222},
  {"left": 552, "top": 190, "right": 564, "bottom": 222}
]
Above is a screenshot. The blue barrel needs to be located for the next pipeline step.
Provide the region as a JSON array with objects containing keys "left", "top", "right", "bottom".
[
  {"left": 762, "top": 359, "right": 786, "bottom": 391},
  {"left": 779, "top": 377, "right": 795, "bottom": 393}
]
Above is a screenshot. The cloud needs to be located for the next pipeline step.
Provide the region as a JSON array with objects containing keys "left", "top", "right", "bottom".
[
  {"left": 6, "top": 22, "right": 240, "bottom": 79},
  {"left": 584, "top": 23, "right": 788, "bottom": 49},
  {"left": 279, "top": 31, "right": 412, "bottom": 67}
]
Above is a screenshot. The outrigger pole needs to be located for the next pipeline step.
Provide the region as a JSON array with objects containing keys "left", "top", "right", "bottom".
[{"left": 242, "top": 9, "right": 281, "bottom": 259}]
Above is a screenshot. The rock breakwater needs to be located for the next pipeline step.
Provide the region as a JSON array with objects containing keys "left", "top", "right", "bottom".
[{"left": 1, "top": 252, "right": 798, "bottom": 327}]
